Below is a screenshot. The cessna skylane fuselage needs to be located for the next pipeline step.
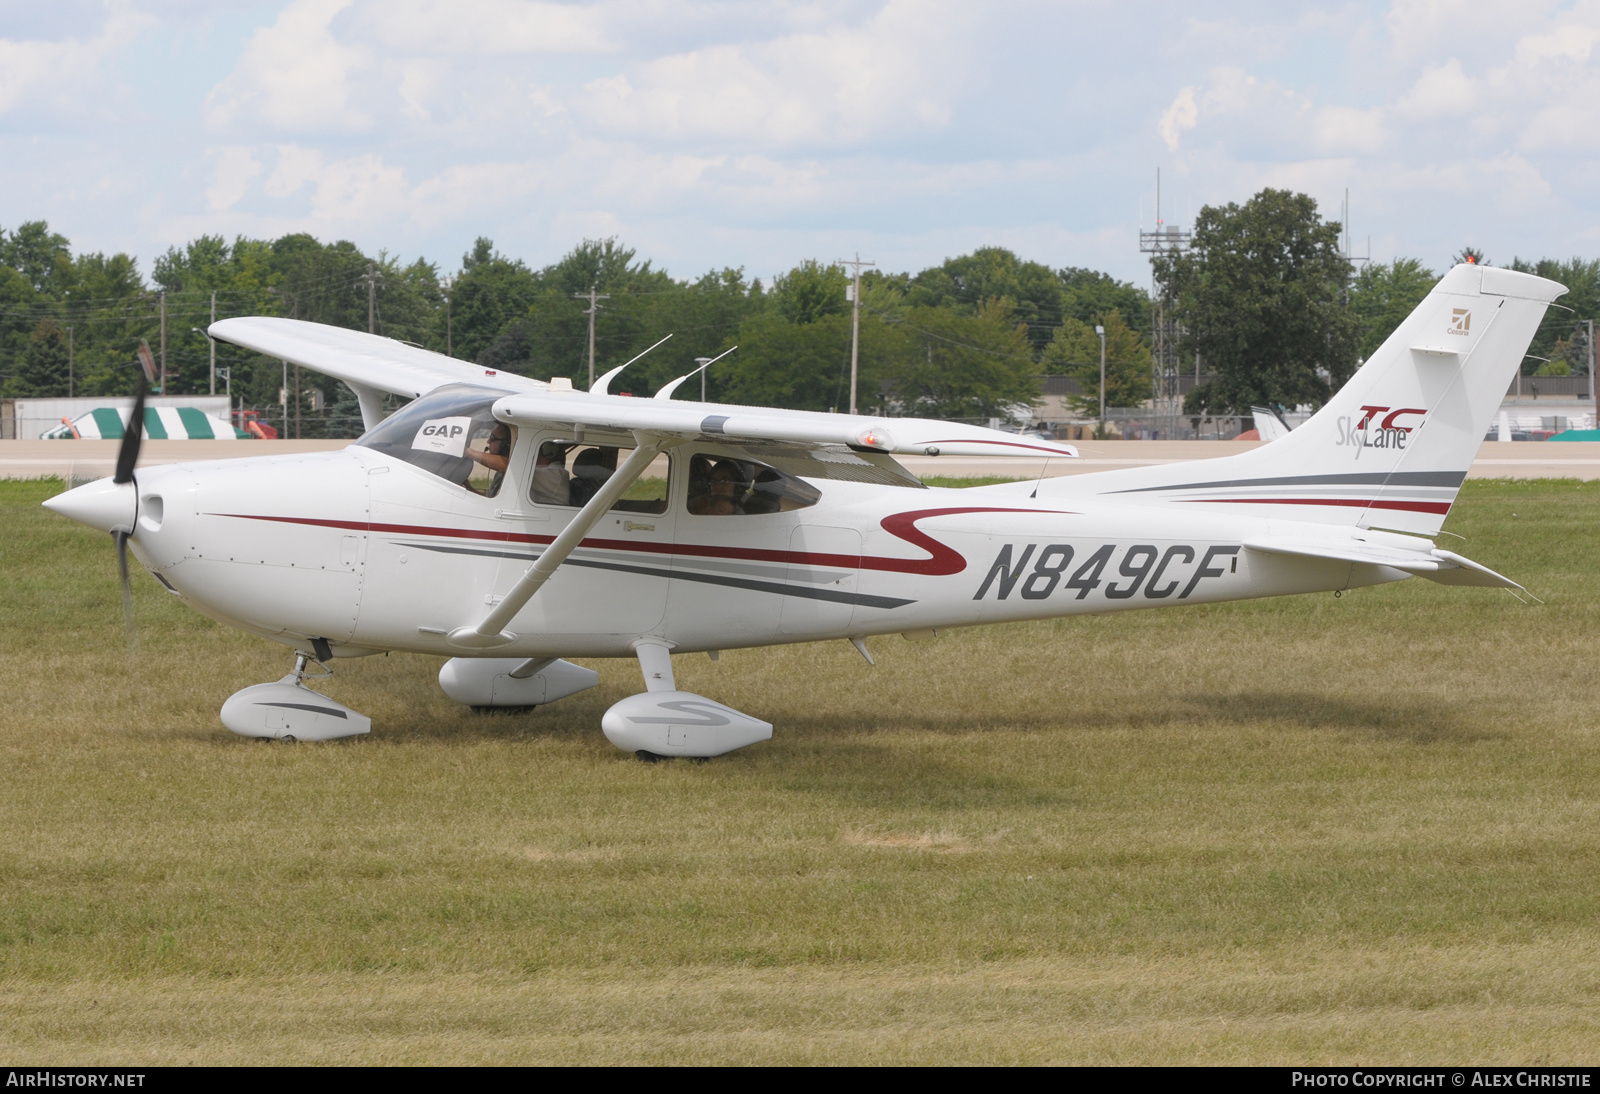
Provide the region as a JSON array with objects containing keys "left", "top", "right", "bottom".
[{"left": 43, "top": 262, "right": 1565, "bottom": 757}]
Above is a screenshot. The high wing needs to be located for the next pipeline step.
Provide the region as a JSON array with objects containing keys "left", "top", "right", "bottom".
[
  {"left": 490, "top": 392, "right": 1077, "bottom": 458},
  {"left": 209, "top": 317, "right": 547, "bottom": 432},
  {"left": 210, "top": 317, "right": 544, "bottom": 398},
  {"left": 210, "top": 315, "right": 1079, "bottom": 460}
]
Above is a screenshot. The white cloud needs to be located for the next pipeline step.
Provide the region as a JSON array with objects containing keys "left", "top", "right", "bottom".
[
  {"left": 0, "top": 1, "right": 152, "bottom": 115},
  {"left": 206, "top": 147, "right": 264, "bottom": 211},
  {"left": 1394, "top": 59, "right": 1479, "bottom": 121},
  {"left": 1159, "top": 87, "right": 1197, "bottom": 150},
  {"left": 361, "top": 0, "right": 614, "bottom": 55},
  {"left": 205, "top": 0, "right": 374, "bottom": 133},
  {"left": 264, "top": 145, "right": 325, "bottom": 199},
  {"left": 574, "top": 0, "right": 969, "bottom": 147},
  {"left": 1311, "top": 106, "right": 1388, "bottom": 155}
]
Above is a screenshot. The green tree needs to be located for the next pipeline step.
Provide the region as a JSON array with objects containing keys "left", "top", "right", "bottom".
[
  {"left": 877, "top": 301, "right": 1041, "bottom": 420},
  {"left": 1040, "top": 310, "right": 1152, "bottom": 414},
  {"left": 1155, "top": 188, "right": 1360, "bottom": 415},
  {"left": 1058, "top": 267, "right": 1152, "bottom": 341},
  {"left": 0, "top": 221, "right": 72, "bottom": 295},
  {"left": 770, "top": 259, "right": 847, "bottom": 325},
  {"left": 0, "top": 265, "right": 38, "bottom": 390},
  {"left": 906, "top": 247, "right": 1064, "bottom": 354},
  {"left": 720, "top": 312, "right": 857, "bottom": 411},
  {"left": 1348, "top": 258, "right": 1437, "bottom": 359},
  {"left": 472, "top": 238, "right": 677, "bottom": 383},
  {"left": 11, "top": 319, "right": 70, "bottom": 397},
  {"left": 1509, "top": 257, "right": 1600, "bottom": 378}
]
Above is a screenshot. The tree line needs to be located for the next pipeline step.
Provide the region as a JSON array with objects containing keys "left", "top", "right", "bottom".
[
  {"left": 0, "top": 227, "right": 1153, "bottom": 437},
  {"left": 3, "top": 192, "right": 1596, "bottom": 438},
  {"left": 1156, "top": 189, "right": 1599, "bottom": 417}
]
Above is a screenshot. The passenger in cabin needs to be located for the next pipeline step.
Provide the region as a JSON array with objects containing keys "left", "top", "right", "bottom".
[
  {"left": 688, "top": 459, "right": 748, "bottom": 515},
  {"left": 568, "top": 446, "right": 618, "bottom": 506},
  {"left": 530, "top": 442, "right": 571, "bottom": 505}
]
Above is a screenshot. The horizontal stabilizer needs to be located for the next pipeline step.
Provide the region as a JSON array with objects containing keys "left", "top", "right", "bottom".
[{"left": 1243, "top": 539, "right": 1521, "bottom": 589}]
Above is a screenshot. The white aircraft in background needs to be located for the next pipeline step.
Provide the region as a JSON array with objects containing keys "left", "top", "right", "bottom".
[
  {"left": 1251, "top": 405, "right": 1294, "bottom": 442},
  {"left": 44, "top": 263, "right": 1562, "bottom": 759}
]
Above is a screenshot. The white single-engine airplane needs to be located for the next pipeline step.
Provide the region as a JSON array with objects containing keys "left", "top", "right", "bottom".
[{"left": 44, "top": 263, "right": 1563, "bottom": 758}]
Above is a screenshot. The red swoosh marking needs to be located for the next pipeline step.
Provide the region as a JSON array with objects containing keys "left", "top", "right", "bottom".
[
  {"left": 209, "top": 506, "right": 1067, "bottom": 577},
  {"left": 1183, "top": 498, "right": 1452, "bottom": 515}
]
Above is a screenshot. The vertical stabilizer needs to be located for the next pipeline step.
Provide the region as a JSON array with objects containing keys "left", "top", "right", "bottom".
[{"left": 1037, "top": 264, "right": 1565, "bottom": 535}]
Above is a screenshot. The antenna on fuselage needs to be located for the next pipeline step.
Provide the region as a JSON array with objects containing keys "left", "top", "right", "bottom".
[
  {"left": 589, "top": 333, "right": 674, "bottom": 394},
  {"left": 654, "top": 345, "right": 737, "bottom": 401}
]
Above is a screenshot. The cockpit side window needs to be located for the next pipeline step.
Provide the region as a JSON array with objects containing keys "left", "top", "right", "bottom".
[
  {"left": 354, "top": 384, "right": 514, "bottom": 497},
  {"left": 686, "top": 454, "right": 821, "bottom": 516},
  {"left": 529, "top": 441, "right": 670, "bottom": 514}
]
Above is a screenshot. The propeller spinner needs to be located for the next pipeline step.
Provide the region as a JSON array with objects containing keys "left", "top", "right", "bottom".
[{"left": 42, "top": 377, "right": 148, "bottom": 645}]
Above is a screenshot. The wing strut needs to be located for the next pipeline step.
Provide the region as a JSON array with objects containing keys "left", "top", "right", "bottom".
[{"left": 447, "top": 435, "right": 670, "bottom": 649}]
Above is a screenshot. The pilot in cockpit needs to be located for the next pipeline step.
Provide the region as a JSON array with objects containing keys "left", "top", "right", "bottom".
[{"left": 464, "top": 422, "right": 512, "bottom": 496}]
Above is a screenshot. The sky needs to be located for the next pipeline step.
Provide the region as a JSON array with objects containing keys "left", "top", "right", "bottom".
[{"left": 2, "top": 0, "right": 1599, "bottom": 286}]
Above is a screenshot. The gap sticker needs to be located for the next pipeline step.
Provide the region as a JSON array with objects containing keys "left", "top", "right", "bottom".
[{"left": 411, "top": 416, "right": 473, "bottom": 458}]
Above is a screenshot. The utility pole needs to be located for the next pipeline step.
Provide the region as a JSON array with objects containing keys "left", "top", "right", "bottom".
[
  {"left": 441, "top": 276, "right": 454, "bottom": 357},
  {"left": 159, "top": 291, "right": 167, "bottom": 394},
  {"left": 839, "top": 254, "right": 875, "bottom": 414},
  {"left": 67, "top": 325, "right": 73, "bottom": 398},
  {"left": 209, "top": 290, "right": 216, "bottom": 395},
  {"left": 573, "top": 285, "right": 610, "bottom": 388},
  {"left": 1589, "top": 318, "right": 1596, "bottom": 404},
  {"left": 360, "top": 262, "right": 383, "bottom": 333},
  {"left": 1096, "top": 324, "right": 1107, "bottom": 433}
]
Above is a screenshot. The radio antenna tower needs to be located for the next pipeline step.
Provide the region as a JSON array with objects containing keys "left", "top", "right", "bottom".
[{"left": 1139, "top": 168, "right": 1191, "bottom": 438}]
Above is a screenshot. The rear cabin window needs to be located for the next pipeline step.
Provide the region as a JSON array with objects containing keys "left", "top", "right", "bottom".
[
  {"left": 354, "top": 384, "right": 513, "bottom": 497},
  {"left": 529, "top": 441, "right": 669, "bottom": 514},
  {"left": 686, "top": 454, "right": 820, "bottom": 516}
]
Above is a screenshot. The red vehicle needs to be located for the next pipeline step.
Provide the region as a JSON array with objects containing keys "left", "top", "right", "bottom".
[{"left": 233, "top": 409, "right": 280, "bottom": 440}]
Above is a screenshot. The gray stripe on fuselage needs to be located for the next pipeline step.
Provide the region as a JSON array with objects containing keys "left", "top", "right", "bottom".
[
  {"left": 392, "top": 540, "right": 845, "bottom": 585},
  {"left": 400, "top": 542, "right": 913, "bottom": 609}
]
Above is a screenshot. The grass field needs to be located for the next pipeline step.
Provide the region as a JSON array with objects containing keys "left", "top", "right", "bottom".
[{"left": 3, "top": 476, "right": 1599, "bottom": 1064}]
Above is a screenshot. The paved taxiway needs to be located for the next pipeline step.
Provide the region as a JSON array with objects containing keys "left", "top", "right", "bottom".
[{"left": 4, "top": 438, "right": 1599, "bottom": 480}]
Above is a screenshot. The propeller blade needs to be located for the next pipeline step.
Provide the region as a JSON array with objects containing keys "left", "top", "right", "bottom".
[
  {"left": 113, "top": 529, "right": 136, "bottom": 649},
  {"left": 114, "top": 376, "right": 147, "bottom": 485}
]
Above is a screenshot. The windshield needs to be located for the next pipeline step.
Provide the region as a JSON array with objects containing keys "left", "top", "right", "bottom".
[{"left": 355, "top": 384, "right": 512, "bottom": 496}]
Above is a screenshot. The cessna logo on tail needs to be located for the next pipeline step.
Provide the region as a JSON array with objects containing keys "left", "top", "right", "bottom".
[
  {"left": 1336, "top": 405, "right": 1427, "bottom": 450},
  {"left": 1449, "top": 308, "right": 1471, "bottom": 335}
]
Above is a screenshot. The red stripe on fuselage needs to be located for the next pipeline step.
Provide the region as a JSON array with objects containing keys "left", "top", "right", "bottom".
[
  {"left": 210, "top": 506, "right": 1066, "bottom": 577},
  {"left": 1182, "top": 497, "right": 1453, "bottom": 515}
]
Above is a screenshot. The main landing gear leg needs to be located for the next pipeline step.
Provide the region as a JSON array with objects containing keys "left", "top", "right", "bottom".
[
  {"left": 219, "top": 645, "right": 372, "bottom": 742},
  {"left": 600, "top": 640, "right": 773, "bottom": 761}
]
